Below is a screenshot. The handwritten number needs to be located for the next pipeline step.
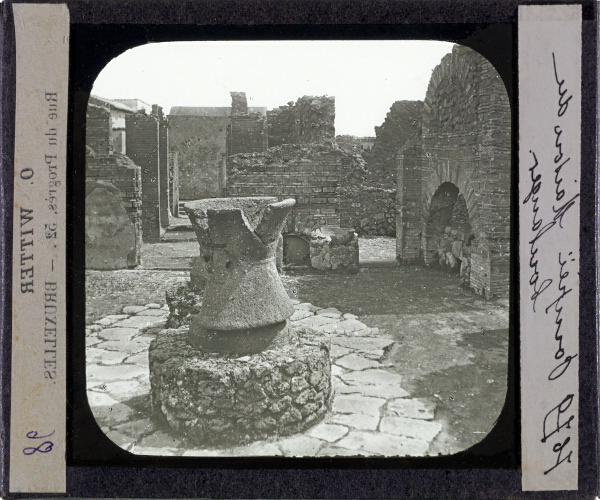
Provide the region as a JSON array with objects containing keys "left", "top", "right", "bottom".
[
  {"left": 26, "top": 430, "right": 55, "bottom": 439},
  {"left": 23, "top": 430, "right": 55, "bottom": 455}
]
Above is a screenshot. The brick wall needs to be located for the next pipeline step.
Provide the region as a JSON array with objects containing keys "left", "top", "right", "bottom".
[
  {"left": 396, "top": 44, "right": 511, "bottom": 297},
  {"left": 363, "top": 100, "right": 422, "bottom": 187},
  {"left": 126, "top": 113, "right": 164, "bottom": 242},
  {"left": 86, "top": 104, "right": 113, "bottom": 155},
  {"left": 396, "top": 139, "right": 423, "bottom": 262},
  {"left": 228, "top": 114, "right": 268, "bottom": 156},
  {"left": 224, "top": 144, "right": 370, "bottom": 235},
  {"left": 167, "top": 115, "right": 229, "bottom": 200}
]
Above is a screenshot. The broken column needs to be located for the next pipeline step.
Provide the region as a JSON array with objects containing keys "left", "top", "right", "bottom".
[{"left": 150, "top": 197, "right": 332, "bottom": 446}]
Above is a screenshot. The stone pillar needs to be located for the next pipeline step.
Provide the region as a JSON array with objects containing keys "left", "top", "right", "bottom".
[
  {"left": 126, "top": 113, "right": 163, "bottom": 242},
  {"left": 169, "top": 151, "right": 180, "bottom": 217},
  {"left": 159, "top": 120, "right": 170, "bottom": 225},
  {"left": 396, "top": 141, "right": 423, "bottom": 262}
]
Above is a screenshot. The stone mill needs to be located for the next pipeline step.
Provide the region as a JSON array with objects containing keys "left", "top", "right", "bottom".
[{"left": 149, "top": 197, "right": 332, "bottom": 446}]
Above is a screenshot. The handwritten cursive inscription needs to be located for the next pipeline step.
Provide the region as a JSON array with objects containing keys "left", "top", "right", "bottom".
[{"left": 23, "top": 430, "right": 55, "bottom": 455}]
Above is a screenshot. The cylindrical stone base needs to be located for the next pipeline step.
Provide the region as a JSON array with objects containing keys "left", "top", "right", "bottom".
[{"left": 149, "top": 324, "right": 332, "bottom": 446}]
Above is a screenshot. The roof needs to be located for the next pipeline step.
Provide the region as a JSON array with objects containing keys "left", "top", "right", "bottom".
[
  {"left": 113, "top": 99, "right": 153, "bottom": 113},
  {"left": 89, "top": 95, "right": 137, "bottom": 113},
  {"left": 169, "top": 106, "right": 267, "bottom": 117}
]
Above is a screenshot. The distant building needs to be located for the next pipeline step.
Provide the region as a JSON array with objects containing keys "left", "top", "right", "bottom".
[
  {"left": 88, "top": 95, "right": 138, "bottom": 154},
  {"left": 167, "top": 94, "right": 268, "bottom": 200},
  {"left": 359, "top": 137, "right": 375, "bottom": 151}
]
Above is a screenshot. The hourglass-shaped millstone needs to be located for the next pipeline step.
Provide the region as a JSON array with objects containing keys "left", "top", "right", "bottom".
[{"left": 184, "top": 197, "right": 296, "bottom": 354}]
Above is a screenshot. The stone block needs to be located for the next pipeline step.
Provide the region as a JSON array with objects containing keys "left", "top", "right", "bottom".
[{"left": 85, "top": 182, "right": 138, "bottom": 270}]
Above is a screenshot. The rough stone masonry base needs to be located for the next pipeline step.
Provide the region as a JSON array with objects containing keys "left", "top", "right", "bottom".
[{"left": 149, "top": 324, "right": 332, "bottom": 446}]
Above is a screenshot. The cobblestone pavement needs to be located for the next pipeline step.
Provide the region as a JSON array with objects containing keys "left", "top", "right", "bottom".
[{"left": 87, "top": 301, "right": 444, "bottom": 457}]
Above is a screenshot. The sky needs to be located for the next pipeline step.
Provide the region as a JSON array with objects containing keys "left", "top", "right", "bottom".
[{"left": 92, "top": 40, "right": 454, "bottom": 137}]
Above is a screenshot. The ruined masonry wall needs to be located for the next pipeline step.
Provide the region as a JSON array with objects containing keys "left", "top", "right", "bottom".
[
  {"left": 339, "top": 187, "right": 396, "bottom": 237},
  {"left": 86, "top": 105, "right": 142, "bottom": 265},
  {"left": 168, "top": 115, "right": 229, "bottom": 200},
  {"left": 267, "top": 96, "right": 335, "bottom": 147},
  {"left": 228, "top": 114, "right": 268, "bottom": 156},
  {"left": 224, "top": 144, "right": 349, "bottom": 234}
]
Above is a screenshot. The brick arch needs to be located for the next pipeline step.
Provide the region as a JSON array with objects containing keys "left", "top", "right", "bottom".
[
  {"left": 396, "top": 43, "right": 511, "bottom": 297},
  {"left": 421, "top": 162, "right": 480, "bottom": 229}
]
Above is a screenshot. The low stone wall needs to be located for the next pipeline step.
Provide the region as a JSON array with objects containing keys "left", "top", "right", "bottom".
[
  {"left": 310, "top": 228, "right": 359, "bottom": 273},
  {"left": 339, "top": 187, "right": 396, "bottom": 236},
  {"left": 149, "top": 325, "right": 331, "bottom": 446}
]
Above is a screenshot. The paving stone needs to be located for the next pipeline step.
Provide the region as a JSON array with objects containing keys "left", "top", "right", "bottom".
[
  {"left": 329, "top": 413, "right": 380, "bottom": 431},
  {"left": 386, "top": 398, "right": 436, "bottom": 420},
  {"left": 339, "top": 369, "right": 409, "bottom": 398},
  {"left": 331, "top": 394, "right": 385, "bottom": 416},
  {"left": 289, "top": 309, "right": 314, "bottom": 321},
  {"left": 331, "top": 365, "right": 345, "bottom": 378},
  {"left": 335, "top": 431, "right": 430, "bottom": 457},
  {"left": 112, "top": 315, "right": 167, "bottom": 330},
  {"left": 330, "top": 319, "right": 370, "bottom": 335},
  {"left": 130, "top": 446, "right": 178, "bottom": 456},
  {"left": 106, "top": 430, "right": 135, "bottom": 450},
  {"left": 330, "top": 345, "right": 352, "bottom": 359},
  {"left": 114, "top": 418, "right": 156, "bottom": 438},
  {"left": 86, "top": 335, "right": 101, "bottom": 347},
  {"left": 137, "top": 430, "right": 181, "bottom": 449},
  {"left": 87, "top": 364, "right": 148, "bottom": 384},
  {"left": 144, "top": 303, "right": 162, "bottom": 309},
  {"left": 103, "top": 380, "right": 150, "bottom": 400},
  {"left": 316, "top": 307, "right": 341, "bottom": 316},
  {"left": 307, "top": 423, "right": 348, "bottom": 442},
  {"left": 123, "top": 305, "right": 149, "bottom": 315},
  {"left": 90, "top": 401, "right": 135, "bottom": 426},
  {"left": 232, "top": 442, "right": 283, "bottom": 456},
  {"left": 342, "top": 313, "right": 358, "bottom": 320},
  {"left": 363, "top": 350, "right": 386, "bottom": 360},
  {"left": 317, "top": 445, "right": 376, "bottom": 457},
  {"left": 86, "top": 348, "right": 128, "bottom": 366},
  {"left": 95, "top": 339, "right": 149, "bottom": 355},
  {"left": 279, "top": 435, "right": 324, "bottom": 457},
  {"left": 296, "top": 303, "right": 321, "bottom": 312},
  {"left": 379, "top": 417, "right": 442, "bottom": 443},
  {"left": 335, "top": 354, "right": 382, "bottom": 371},
  {"left": 136, "top": 309, "right": 169, "bottom": 317},
  {"left": 88, "top": 324, "right": 103, "bottom": 332},
  {"left": 95, "top": 317, "right": 118, "bottom": 327},
  {"left": 290, "top": 298, "right": 301, "bottom": 305},
  {"left": 98, "top": 327, "right": 140, "bottom": 342},
  {"left": 161, "top": 304, "right": 170, "bottom": 311},
  {"left": 331, "top": 337, "right": 395, "bottom": 352},
  {"left": 294, "top": 315, "right": 339, "bottom": 330},
  {"left": 105, "top": 314, "right": 130, "bottom": 321},
  {"left": 87, "top": 390, "right": 119, "bottom": 408},
  {"left": 124, "top": 352, "right": 149, "bottom": 366}
]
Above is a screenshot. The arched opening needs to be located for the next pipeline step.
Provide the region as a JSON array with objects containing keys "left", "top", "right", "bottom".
[
  {"left": 424, "top": 182, "right": 473, "bottom": 275},
  {"left": 282, "top": 234, "right": 310, "bottom": 266}
]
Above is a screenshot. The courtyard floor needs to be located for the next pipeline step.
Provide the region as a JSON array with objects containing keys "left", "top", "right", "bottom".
[{"left": 85, "top": 237, "right": 509, "bottom": 457}]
